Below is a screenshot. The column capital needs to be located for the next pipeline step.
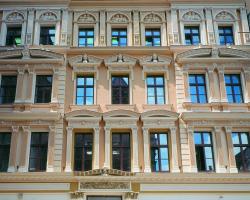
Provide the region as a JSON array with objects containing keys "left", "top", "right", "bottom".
[
  {"left": 125, "top": 192, "right": 139, "bottom": 200},
  {"left": 17, "top": 68, "right": 25, "bottom": 75},
  {"left": 132, "top": 127, "right": 138, "bottom": 133},
  {"left": 214, "top": 126, "right": 222, "bottom": 133},
  {"left": 22, "top": 126, "right": 30, "bottom": 133},
  {"left": 105, "top": 127, "right": 111, "bottom": 132},
  {"left": 207, "top": 65, "right": 215, "bottom": 73},
  {"left": 49, "top": 126, "right": 56, "bottom": 132},
  {"left": 94, "top": 127, "right": 100, "bottom": 133},
  {"left": 170, "top": 127, "right": 176, "bottom": 133},
  {"left": 187, "top": 126, "right": 194, "bottom": 134},
  {"left": 12, "top": 126, "right": 19, "bottom": 133},
  {"left": 53, "top": 67, "right": 60, "bottom": 75},
  {"left": 70, "top": 191, "right": 85, "bottom": 200},
  {"left": 66, "top": 126, "right": 73, "bottom": 133},
  {"left": 217, "top": 66, "right": 225, "bottom": 73},
  {"left": 142, "top": 127, "right": 149, "bottom": 134},
  {"left": 225, "top": 126, "right": 232, "bottom": 134}
]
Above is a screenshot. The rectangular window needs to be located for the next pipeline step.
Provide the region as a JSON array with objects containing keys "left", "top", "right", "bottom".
[
  {"left": 145, "top": 29, "right": 161, "bottom": 46},
  {"left": 0, "top": 133, "right": 11, "bottom": 172},
  {"left": 147, "top": 76, "right": 165, "bottom": 104},
  {"left": 0, "top": 75, "right": 17, "bottom": 104},
  {"left": 6, "top": 27, "right": 22, "bottom": 46},
  {"left": 112, "top": 28, "right": 127, "bottom": 46},
  {"left": 150, "top": 133, "right": 169, "bottom": 172},
  {"left": 225, "top": 74, "right": 243, "bottom": 103},
  {"left": 35, "top": 75, "right": 53, "bottom": 103},
  {"left": 78, "top": 28, "right": 94, "bottom": 47},
  {"left": 112, "top": 133, "right": 130, "bottom": 171},
  {"left": 74, "top": 133, "right": 93, "bottom": 171},
  {"left": 219, "top": 26, "right": 234, "bottom": 45},
  {"left": 232, "top": 132, "right": 250, "bottom": 172},
  {"left": 112, "top": 76, "right": 129, "bottom": 104},
  {"left": 194, "top": 132, "right": 215, "bottom": 172},
  {"left": 189, "top": 74, "right": 207, "bottom": 103},
  {"left": 39, "top": 26, "right": 56, "bottom": 45},
  {"left": 184, "top": 26, "right": 200, "bottom": 45},
  {"left": 76, "top": 76, "right": 94, "bottom": 105},
  {"left": 29, "top": 132, "right": 48, "bottom": 172}
]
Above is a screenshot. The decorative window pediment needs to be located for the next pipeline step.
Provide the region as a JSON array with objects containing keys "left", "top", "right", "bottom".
[
  {"left": 215, "top": 11, "right": 235, "bottom": 21},
  {"left": 140, "top": 54, "right": 171, "bottom": 80},
  {"left": 143, "top": 13, "right": 162, "bottom": 23},
  {"left": 176, "top": 47, "right": 250, "bottom": 63},
  {"left": 39, "top": 11, "right": 57, "bottom": 22},
  {"left": 69, "top": 54, "right": 102, "bottom": 80},
  {"left": 77, "top": 13, "right": 96, "bottom": 23},
  {"left": 105, "top": 54, "right": 137, "bottom": 80},
  {"left": 6, "top": 12, "right": 24, "bottom": 22},
  {"left": 109, "top": 13, "right": 129, "bottom": 23},
  {"left": 182, "top": 11, "right": 202, "bottom": 22}
]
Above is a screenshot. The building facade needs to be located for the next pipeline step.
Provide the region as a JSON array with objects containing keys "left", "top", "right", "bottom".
[{"left": 0, "top": 0, "right": 250, "bottom": 199}]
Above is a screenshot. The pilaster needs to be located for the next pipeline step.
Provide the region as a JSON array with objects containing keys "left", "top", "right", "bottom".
[
  {"left": 240, "top": 8, "right": 250, "bottom": 44},
  {"left": 187, "top": 126, "right": 197, "bottom": 173},
  {"left": 8, "top": 126, "right": 19, "bottom": 172},
  {"left": 170, "top": 8, "right": 179, "bottom": 45},
  {"left": 133, "top": 10, "right": 140, "bottom": 46},
  {"left": 143, "top": 127, "right": 151, "bottom": 172},
  {"left": 99, "top": 10, "right": 106, "bottom": 46},
  {"left": 51, "top": 68, "right": 59, "bottom": 103},
  {"left": 65, "top": 127, "right": 73, "bottom": 172},
  {"left": 170, "top": 127, "right": 180, "bottom": 173},
  {"left": 26, "top": 9, "right": 35, "bottom": 45},
  {"left": 61, "top": 9, "right": 69, "bottom": 46},
  {"left": 183, "top": 71, "right": 191, "bottom": 103},
  {"left": 218, "top": 67, "right": 228, "bottom": 103},
  {"left": 103, "top": 127, "right": 111, "bottom": 169},
  {"left": 47, "top": 126, "right": 55, "bottom": 172},
  {"left": 205, "top": 8, "right": 216, "bottom": 45},
  {"left": 132, "top": 127, "right": 140, "bottom": 172},
  {"left": 15, "top": 68, "right": 25, "bottom": 103},
  {"left": 93, "top": 127, "right": 100, "bottom": 169}
]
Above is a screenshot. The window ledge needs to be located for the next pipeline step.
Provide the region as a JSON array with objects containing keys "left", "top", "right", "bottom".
[
  {"left": 69, "top": 104, "right": 101, "bottom": 112},
  {"left": 183, "top": 102, "right": 250, "bottom": 112},
  {"left": 12, "top": 102, "right": 60, "bottom": 112},
  {"left": 142, "top": 104, "right": 173, "bottom": 112},
  {"left": 106, "top": 104, "right": 137, "bottom": 112}
]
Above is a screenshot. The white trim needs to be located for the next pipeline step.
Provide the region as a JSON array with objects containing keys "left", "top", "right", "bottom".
[{"left": 0, "top": 183, "right": 70, "bottom": 191}]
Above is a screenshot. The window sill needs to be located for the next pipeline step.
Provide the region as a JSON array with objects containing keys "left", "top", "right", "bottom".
[
  {"left": 183, "top": 101, "right": 250, "bottom": 112},
  {"left": 142, "top": 104, "right": 173, "bottom": 112},
  {"left": 106, "top": 104, "right": 137, "bottom": 112},
  {"left": 69, "top": 104, "right": 101, "bottom": 112}
]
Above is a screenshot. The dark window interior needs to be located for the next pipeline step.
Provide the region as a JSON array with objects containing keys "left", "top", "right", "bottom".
[
  {"left": 0, "top": 75, "right": 17, "bottom": 104},
  {"left": 219, "top": 26, "right": 234, "bottom": 45},
  {"left": 78, "top": 28, "right": 94, "bottom": 47},
  {"left": 35, "top": 75, "right": 52, "bottom": 103},
  {"left": 112, "top": 29, "right": 127, "bottom": 46},
  {"left": 112, "top": 76, "right": 129, "bottom": 104},
  {"left": 145, "top": 29, "right": 161, "bottom": 46},
  {"left": 40, "top": 26, "right": 56, "bottom": 45},
  {"left": 0, "top": 133, "right": 11, "bottom": 172},
  {"left": 184, "top": 26, "right": 200, "bottom": 45},
  {"left": 6, "top": 27, "right": 22, "bottom": 46}
]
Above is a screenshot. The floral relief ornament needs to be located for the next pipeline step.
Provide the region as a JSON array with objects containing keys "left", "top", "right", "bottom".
[
  {"left": 216, "top": 11, "right": 234, "bottom": 21},
  {"left": 182, "top": 11, "right": 201, "bottom": 21},
  {"left": 111, "top": 14, "right": 128, "bottom": 23},
  {"left": 7, "top": 12, "right": 24, "bottom": 22},
  {"left": 40, "top": 12, "right": 57, "bottom": 21},
  {"left": 144, "top": 13, "right": 162, "bottom": 23},
  {"left": 78, "top": 14, "right": 95, "bottom": 23}
]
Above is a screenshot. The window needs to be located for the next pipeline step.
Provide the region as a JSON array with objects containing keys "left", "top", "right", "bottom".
[
  {"left": 76, "top": 76, "right": 94, "bottom": 105},
  {"left": 78, "top": 28, "right": 94, "bottom": 47},
  {"left": 112, "top": 133, "right": 130, "bottom": 171},
  {"left": 194, "top": 132, "right": 215, "bottom": 172},
  {"left": 219, "top": 26, "right": 234, "bottom": 45},
  {"left": 150, "top": 133, "right": 169, "bottom": 172},
  {"left": 35, "top": 75, "right": 53, "bottom": 103},
  {"left": 232, "top": 132, "right": 250, "bottom": 172},
  {"left": 225, "top": 74, "right": 243, "bottom": 103},
  {"left": 0, "top": 133, "right": 11, "bottom": 172},
  {"left": 145, "top": 29, "right": 161, "bottom": 46},
  {"left": 111, "top": 29, "right": 127, "bottom": 46},
  {"left": 147, "top": 76, "right": 165, "bottom": 104},
  {"left": 112, "top": 76, "right": 129, "bottom": 104},
  {"left": 39, "top": 26, "right": 55, "bottom": 45},
  {"left": 74, "top": 133, "right": 93, "bottom": 171},
  {"left": 184, "top": 26, "right": 200, "bottom": 45},
  {"left": 6, "top": 27, "right": 22, "bottom": 46},
  {"left": 189, "top": 74, "right": 207, "bottom": 103},
  {"left": 0, "top": 75, "right": 17, "bottom": 104},
  {"left": 29, "top": 132, "right": 48, "bottom": 172}
]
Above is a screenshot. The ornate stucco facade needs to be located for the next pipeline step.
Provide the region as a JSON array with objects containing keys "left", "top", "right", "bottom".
[{"left": 0, "top": 0, "right": 250, "bottom": 200}]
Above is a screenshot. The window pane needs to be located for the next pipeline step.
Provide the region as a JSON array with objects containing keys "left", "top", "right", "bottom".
[
  {"left": 159, "top": 134, "right": 167, "bottom": 145},
  {"left": 147, "top": 77, "right": 154, "bottom": 85},
  {"left": 86, "top": 97, "right": 93, "bottom": 105},
  {"left": 206, "top": 159, "right": 214, "bottom": 171},
  {"left": 161, "top": 159, "right": 169, "bottom": 171},
  {"left": 204, "top": 147, "right": 213, "bottom": 159},
  {"left": 77, "top": 88, "right": 84, "bottom": 97},
  {"left": 147, "top": 97, "right": 155, "bottom": 104},
  {"left": 156, "top": 77, "right": 164, "bottom": 85},
  {"left": 86, "top": 88, "right": 93, "bottom": 96},
  {"left": 157, "top": 97, "right": 165, "bottom": 104},
  {"left": 203, "top": 133, "right": 211, "bottom": 144},
  {"left": 147, "top": 88, "right": 155, "bottom": 97},
  {"left": 194, "top": 133, "right": 201, "bottom": 144},
  {"left": 232, "top": 133, "right": 240, "bottom": 144},
  {"left": 160, "top": 147, "right": 168, "bottom": 159},
  {"left": 241, "top": 133, "right": 249, "bottom": 145}
]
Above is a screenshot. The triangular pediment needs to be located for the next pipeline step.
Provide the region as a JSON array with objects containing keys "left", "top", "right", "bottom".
[
  {"left": 176, "top": 47, "right": 250, "bottom": 63},
  {"left": 0, "top": 47, "right": 63, "bottom": 60},
  {"left": 68, "top": 54, "right": 103, "bottom": 66},
  {"left": 103, "top": 109, "right": 139, "bottom": 118}
]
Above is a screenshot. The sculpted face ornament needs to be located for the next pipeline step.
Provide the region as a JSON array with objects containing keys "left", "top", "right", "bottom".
[
  {"left": 117, "top": 54, "right": 124, "bottom": 62},
  {"left": 82, "top": 54, "right": 88, "bottom": 63},
  {"left": 152, "top": 53, "right": 158, "bottom": 62}
]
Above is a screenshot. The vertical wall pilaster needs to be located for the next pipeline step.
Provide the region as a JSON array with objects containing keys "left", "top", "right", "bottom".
[
  {"left": 132, "top": 127, "right": 139, "bottom": 172},
  {"left": 170, "top": 8, "right": 179, "bottom": 45},
  {"left": 207, "top": 66, "right": 217, "bottom": 102},
  {"left": 205, "top": 8, "right": 216, "bottom": 44},
  {"left": 47, "top": 126, "right": 55, "bottom": 172},
  {"left": 15, "top": 68, "right": 25, "bottom": 103},
  {"left": 8, "top": 126, "right": 19, "bottom": 172},
  {"left": 183, "top": 71, "right": 191, "bottom": 102},
  {"left": 170, "top": 127, "right": 180, "bottom": 173},
  {"left": 61, "top": 9, "right": 68, "bottom": 46},
  {"left": 240, "top": 8, "right": 250, "bottom": 44},
  {"left": 187, "top": 126, "right": 197, "bottom": 172},
  {"left": 143, "top": 128, "right": 151, "bottom": 172},
  {"left": 26, "top": 9, "right": 35, "bottom": 45},
  {"left": 51, "top": 68, "right": 59, "bottom": 103},
  {"left": 99, "top": 10, "right": 106, "bottom": 46},
  {"left": 93, "top": 127, "right": 100, "bottom": 169},
  {"left": 65, "top": 127, "right": 73, "bottom": 172},
  {"left": 103, "top": 127, "right": 111, "bottom": 168},
  {"left": 218, "top": 67, "right": 228, "bottom": 102},
  {"left": 133, "top": 10, "right": 140, "bottom": 46}
]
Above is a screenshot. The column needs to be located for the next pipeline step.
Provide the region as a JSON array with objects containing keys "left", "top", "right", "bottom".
[
  {"left": 187, "top": 126, "right": 197, "bottom": 172},
  {"left": 214, "top": 127, "right": 227, "bottom": 173},
  {"left": 161, "top": 22, "right": 167, "bottom": 46},
  {"left": 201, "top": 19, "right": 207, "bottom": 45},
  {"left": 8, "top": 126, "right": 19, "bottom": 172},
  {"left": 103, "top": 127, "right": 111, "bottom": 168},
  {"left": 170, "top": 127, "right": 180, "bottom": 173},
  {"left": 225, "top": 126, "right": 238, "bottom": 173},
  {"left": 73, "top": 22, "right": 78, "bottom": 47},
  {"left": 65, "top": 127, "right": 73, "bottom": 172},
  {"left": 60, "top": 9, "right": 68, "bottom": 46},
  {"left": 140, "top": 22, "right": 145, "bottom": 46},
  {"left": 132, "top": 127, "right": 139, "bottom": 172},
  {"left": 240, "top": 8, "right": 250, "bottom": 44},
  {"left": 218, "top": 67, "right": 228, "bottom": 102},
  {"left": 170, "top": 8, "right": 179, "bottom": 45},
  {"left": 26, "top": 9, "right": 35, "bottom": 45},
  {"left": 94, "top": 22, "right": 99, "bottom": 46},
  {"left": 67, "top": 11, "right": 73, "bottom": 46},
  {"left": 243, "top": 68, "right": 250, "bottom": 103},
  {"left": 93, "top": 127, "right": 100, "bottom": 169},
  {"left": 99, "top": 10, "right": 106, "bottom": 46},
  {"left": 205, "top": 8, "right": 216, "bottom": 45},
  {"left": 51, "top": 68, "right": 59, "bottom": 103},
  {"left": 18, "top": 126, "right": 31, "bottom": 172},
  {"left": 133, "top": 10, "right": 140, "bottom": 46},
  {"left": 15, "top": 68, "right": 25, "bottom": 103},
  {"left": 25, "top": 69, "right": 35, "bottom": 103},
  {"left": 128, "top": 22, "right": 133, "bottom": 46},
  {"left": 166, "top": 10, "right": 172, "bottom": 45},
  {"left": 47, "top": 126, "right": 55, "bottom": 172},
  {"left": 0, "top": 13, "right": 7, "bottom": 45},
  {"left": 106, "top": 22, "right": 111, "bottom": 46},
  {"left": 33, "top": 18, "right": 40, "bottom": 45},
  {"left": 143, "top": 128, "right": 151, "bottom": 172},
  {"left": 183, "top": 71, "right": 191, "bottom": 102},
  {"left": 207, "top": 66, "right": 217, "bottom": 102}
]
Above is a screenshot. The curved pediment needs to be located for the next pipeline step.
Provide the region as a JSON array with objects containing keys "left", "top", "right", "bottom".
[
  {"left": 66, "top": 109, "right": 102, "bottom": 119},
  {"left": 176, "top": 47, "right": 250, "bottom": 63},
  {"left": 104, "top": 54, "right": 137, "bottom": 66},
  {"left": 141, "top": 110, "right": 179, "bottom": 119},
  {"left": 0, "top": 48, "right": 64, "bottom": 60},
  {"left": 140, "top": 54, "right": 172, "bottom": 66},
  {"left": 103, "top": 109, "right": 140, "bottom": 119},
  {"left": 68, "top": 54, "right": 103, "bottom": 66}
]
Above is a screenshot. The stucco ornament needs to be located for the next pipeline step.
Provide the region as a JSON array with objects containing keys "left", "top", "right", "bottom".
[
  {"left": 144, "top": 13, "right": 162, "bottom": 23},
  {"left": 78, "top": 13, "right": 96, "bottom": 23},
  {"left": 79, "top": 182, "right": 130, "bottom": 190},
  {"left": 40, "top": 12, "right": 57, "bottom": 21},
  {"left": 111, "top": 14, "right": 128, "bottom": 23},
  {"left": 182, "top": 11, "right": 201, "bottom": 21},
  {"left": 216, "top": 11, "right": 234, "bottom": 21},
  {"left": 6, "top": 12, "right": 24, "bottom": 22}
]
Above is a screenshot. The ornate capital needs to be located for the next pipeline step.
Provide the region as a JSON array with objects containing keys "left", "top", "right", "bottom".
[
  {"left": 105, "top": 127, "right": 111, "bottom": 133},
  {"left": 22, "top": 126, "right": 30, "bottom": 133},
  {"left": 132, "top": 127, "right": 138, "bottom": 134},
  {"left": 214, "top": 126, "right": 221, "bottom": 133},
  {"left": 142, "top": 127, "right": 149, "bottom": 134},
  {"left": 12, "top": 126, "right": 19, "bottom": 133},
  {"left": 94, "top": 127, "right": 100, "bottom": 133},
  {"left": 49, "top": 126, "right": 56, "bottom": 133},
  {"left": 66, "top": 126, "right": 73, "bottom": 133},
  {"left": 125, "top": 192, "right": 139, "bottom": 199},
  {"left": 70, "top": 191, "right": 84, "bottom": 200},
  {"left": 170, "top": 127, "right": 176, "bottom": 133},
  {"left": 187, "top": 126, "right": 194, "bottom": 134},
  {"left": 225, "top": 126, "right": 232, "bottom": 134}
]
